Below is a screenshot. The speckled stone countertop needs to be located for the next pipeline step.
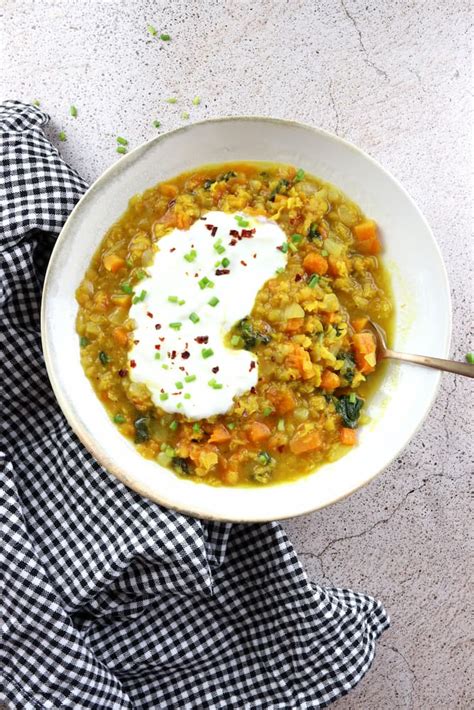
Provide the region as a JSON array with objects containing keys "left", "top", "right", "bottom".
[{"left": 3, "top": 1, "right": 472, "bottom": 707}]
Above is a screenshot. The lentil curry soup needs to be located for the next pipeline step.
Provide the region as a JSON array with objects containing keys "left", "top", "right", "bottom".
[{"left": 76, "top": 162, "right": 393, "bottom": 487}]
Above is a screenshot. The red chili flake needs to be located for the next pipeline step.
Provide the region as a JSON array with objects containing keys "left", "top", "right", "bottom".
[
  {"left": 277, "top": 245, "right": 284, "bottom": 252},
  {"left": 229, "top": 229, "right": 239, "bottom": 238},
  {"left": 170, "top": 247, "right": 176, "bottom": 252},
  {"left": 215, "top": 268, "right": 230, "bottom": 275},
  {"left": 249, "top": 361, "right": 256, "bottom": 372},
  {"left": 147, "top": 312, "right": 154, "bottom": 318},
  {"left": 250, "top": 386, "right": 256, "bottom": 394},
  {"left": 229, "top": 239, "right": 237, "bottom": 246},
  {"left": 170, "top": 350, "right": 177, "bottom": 359},
  {"left": 182, "top": 351, "right": 190, "bottom": 359},
  {"left": 212, "top": 366, "right": 219, "bottom": 373},
  {"left": 168, "top": 199, "right": 176, "bottom": 208},
  {"left": 240, "top": 260, "right": 247, "bottom": 267},
  {"left": 159, "top": 337, "right": 165, "bottom": 342},
  {"left": 253, "top": 253, "right": 257, "bottom": 259},
  {"left": 130, "top": 360, "right": 137, "bottom": 368},
  {"left": 194, "top": 273, "right": 199, "bottom": 277},
  {"left": 211, "top": 226, "right": 217, "bottom": 237},
  {"left": 154, "top": 344, "right": 161, "bottom": 350},
  {"left": 278, "top": 445, "right": 285, "bottom": 453},
  {"left": 195, "top": 335, "right": 209, "bottom": 344},
  {"left": 295, "top": 273, "right": 302, "bottom": 282},
  {"left": 117, "top": 369, "right": 127, "bottom": 377},
  {"left": 205, "top": 224, "right": 214, "bottom": 231},
  {"left": 241, "top": 229, "right": 255, "bottom": 239},
  {"left": 133, "top": 339, "right": 140, "bottom": 345},
  {"left": 179, "top": 366, "right": 185, "bottom": 371},
  {"left": 155, "top": 324, "right": 161, "bottom": 330}
]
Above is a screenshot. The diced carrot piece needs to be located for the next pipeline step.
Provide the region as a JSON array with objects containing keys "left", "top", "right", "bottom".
[
  {"left": 289, "top": 430, "right": 322, "bottom": 454},
  {"left": 353, "top": 220, "right": 381, "bottom": 255},
  {"left": 351, "top": 317, "right": 369, "bottom": 333},
  {"left": 352, "top": 331, "right": 377, "bottom": 374},
  {"left": 159, "top": 183, "right": 179, "bottom": 198},
  {"left": 103, "top": 254, "right": 125, "bottom": 273},
  {"left": 340, "top": 427, "right": 357, "bottom": 446},
  {"left": 320, "top": 370, "right": 341, "bottom": 391},
  {"left": 247, "top": 421, "right": 272, "bottom": 443},
  {"left": 303, "top": 252, "right": 328, "bottom": 276},
  {"left": 208, "top": 424, "right": 232, "bottom": 445},
  {"left": 267, "top": 387, "right": 296, "bottom": 415},
  {"left": 284, "top": 318, "right": 304, "bottom": 333},
  {"left": 112, "top": 326, "right": 129, "bottom": 347},
  {"left": 286, "top": 344, "right": 314, "bottom": 380},
  {"left": 354, "top": 220, "right": 376, "bottom": 241}
]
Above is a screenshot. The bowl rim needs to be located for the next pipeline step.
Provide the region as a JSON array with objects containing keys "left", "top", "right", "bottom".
[{"left": 41, "top": 116, "right": 452, "bottom": 521}]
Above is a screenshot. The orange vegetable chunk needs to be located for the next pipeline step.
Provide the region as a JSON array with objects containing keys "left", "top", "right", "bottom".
[{"left": 303, "top": 252, "right": 328, "bottom": 276}]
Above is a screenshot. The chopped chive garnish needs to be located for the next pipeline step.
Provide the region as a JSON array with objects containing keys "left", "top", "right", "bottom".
[
  {"left": 321, "top": 249, "right": 329, "bottom": 257},
  {"left": 201, "top": 348, "right": 214, "bottom": 359},
  {"left": 349, "top": 393, "right": 357, "bottom": 403},
  {"left": 308, "top": 274, "right": 320, "bottom": 288},
  {"left": 214, "top": 260, "right": 221, "bottom": 268},
  {"left": 147, "top": 24, "right": 158, "bottom": 36},
  {"left": 177, "top": 403, "right": 183, "bottom": 409},
  {"left": 215, "top": 244, "right": 226, "bottom": 255},
  {"left": 113, "top": 414, "right": 125, "bottom": 424},
  {"left": 291, "top": 234, "right": 303, "bottom": 243},
  {"left": 79, "top": 336, "right": 89, "bottom": 347},
  {"left": 221, "top": 257, "right": 230, "bottom": 268},
  {"left": 181, "top": 111, "right": 190, "bottom": 120},
  {"left": 169, "top": 322, "right": 182, "bottom": 330},
  {"left": 160, "top": 33, "right": 171, "bottom": 41},
  {"left": 178, "top": 299, "right": 185, "bottom": 305},
  {"left": 136, "top": 268, "right": 147, "bottom": 280},
  {"left": 160, "top": 392, "right": 169, "bottom": 401},
  {"left": 184, "top": 374, "right": 196, "bottom": 383},
  {"left": 132, "top": 290, "right": 147, "bottom": 304},
  {"left": 116, "top": 146, "right": 127, "bottom": 155},
  {"left": 166, "top": 97, "right": 177, "bottom": 104},
  {"left": 230, "top": 335, "right": 241, "bottom": 347},
  {"left": 227, "top": 422, "right": 235, "bottom": 430},
  {"left": 198, "top": 276, "right": 214, "bottom": 289},
  {"left": 169, "top": 420, "right": 178, "bottom": 431},
  {"left": 208, "top": 378, "right": 223, "bottom": 389},
  {"left": 99, "top": 351, "right": 109, "bottom": 365},
  {"left": 154, "top": 352, "right": 161, "bottom": 359},
  {"left": 466, "top": 353, "right": 474, "bottom": 364},
  {"left": 116, "top": 136, "right": 128, "bottom": 145},
  {"left": 162, "top": 364, "right": 169, "bottom": 370},
  {"left": 258, "top": 451, "right": 272, "bottom": 465},
  {"left": 58, "top": 131, "right": 67, "bottom": 141},
  {"left": 263, "top": 407, "right": 273, "bottom": 416},
  {"left": 294, "top": 168, "right": 305, "bottom": 181},
  {"left": 235, "top": 215, "right": 249, "bottom": 227},
  {"left": 168, "top": 295, "right": 178, "bottom": 303},
  {"left": 70, "top": 105, "right": 78, "bottom": 118},
  {"left": 275, "top": 267, "right": 285, "bottom": 274},
  {"left": 193, "top": 423, "right": 201, "bottom": 433},
  {"left": 288, "top": 242, "right": 297, "bottom": 253},
  {"left": 184, "top": 249, "right": 197, "bottom": 262},
  {"left": 208, "top": 296, "right": 219, "bottom": 307},
  {"left": 280, "top": 242, "right": 288, "bottom": 253},
  {"left": 120, "top": 282, "right": 133, "bottom": 294},
  {"left": 153, "top": 120, "right": 161, "bottom": 128},
  {"left": 184, "top": 393, "right": 191, "bottom": 399},
  {"left": 126, "top": 258, "right": 133, "bottom": 267},
  {"left": 277, "top": 418, "right": 285, "bottom": 431},
  {"left": 189, "top": 312, "right": 200, "bottom": 324},
  {"left": 192, "top": 96, "right": 201, "bottom": 105}
]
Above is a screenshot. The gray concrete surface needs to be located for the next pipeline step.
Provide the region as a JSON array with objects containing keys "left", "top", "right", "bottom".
[{"left": 2, "top": 0, "right": 472, "bottom": 707}]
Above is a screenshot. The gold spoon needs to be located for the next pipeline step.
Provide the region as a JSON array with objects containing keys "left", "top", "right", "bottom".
[{"left": 369, "top": 321, "right": 474, "bottom": 378}]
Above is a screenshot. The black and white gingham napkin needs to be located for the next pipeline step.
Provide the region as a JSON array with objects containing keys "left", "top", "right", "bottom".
[{"left": 0, "top": 100, "right": 389, "bottom": 709}]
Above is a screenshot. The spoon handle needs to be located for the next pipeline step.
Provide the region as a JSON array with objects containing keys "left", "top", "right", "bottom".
[{"left": 385, "top": 350, "right": 474, "bottom": 378}]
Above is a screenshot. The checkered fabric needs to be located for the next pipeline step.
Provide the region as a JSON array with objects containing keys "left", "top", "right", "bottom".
[{"left": 0, "top": 100, "right": 389, "bottom": 709}]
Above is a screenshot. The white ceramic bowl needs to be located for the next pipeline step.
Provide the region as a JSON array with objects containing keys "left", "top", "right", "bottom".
[{"left": 41, "top": 117, "right": 451, "bottom": 522}]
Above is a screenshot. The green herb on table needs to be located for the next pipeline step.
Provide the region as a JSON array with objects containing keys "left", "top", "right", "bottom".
[
  {"left": 70, "top": 105, "right": 78, "bottom": 118},
  {"left": 116, "top": 146, "right": 127, "bottom": 155},
  {"left": 166, "top": 97, "right": 177, "bottom": 104},
  {"left": 466, "top": 353, "right": 474, "bottom": 364},
  {"left": 58, "top": 131, "right": 67, "bottom": 142},
  {"left": 147, "top": 24, "right": 158, "bottom": 36},
  {"left": 181, "top": 111, "right": 190, "bottom": 120},
  {"left": 192, "top": 96, "right": 201, "bottom": 105},
  {"left": 116, "top": 136, "right": 128, "bottom": 146},
  {"left": 160, "top": 33, "right": 171, "bottom": 41},
  {"left": 32, "top": 99, "right": 41, "bottom": 107},
  {"left": 152, "top": 120, "right": 161, "bottom": 128}
]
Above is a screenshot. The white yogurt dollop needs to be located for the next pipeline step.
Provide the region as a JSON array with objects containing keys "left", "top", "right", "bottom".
[{"left": 128, "top": 210, "right": 287, "bottom": 420}]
